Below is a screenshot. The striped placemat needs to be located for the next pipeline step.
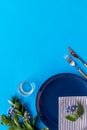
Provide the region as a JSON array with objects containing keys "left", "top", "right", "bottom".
[{"left": 59, "top": 96, "right": 87, "bottom": 130}]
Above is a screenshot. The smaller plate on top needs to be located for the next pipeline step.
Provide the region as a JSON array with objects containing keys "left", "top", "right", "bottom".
[{"left": 36, "top": 73, "right": 87, "bottom": 130}]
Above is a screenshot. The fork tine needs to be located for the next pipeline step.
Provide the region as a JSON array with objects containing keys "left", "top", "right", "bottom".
[
  {"left": 64, "top": 54, "right": 69, "bottom": 59},
  {"left": 64, "top": 54, "right": 73, "bottom": 63},
  {"left": 64, "top": 54, "right": 87, "bottom": 79},
  {"left": 64, "top": 54, "right": 70, "bottom": 60}
]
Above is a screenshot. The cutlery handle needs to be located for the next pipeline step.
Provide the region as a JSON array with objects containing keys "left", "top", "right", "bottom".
[
  {"left": 84, "top": 63, "right": 87, "bottom": 67},
  {"left": 78, "top": 57, "right": 87, "bottom": 67},
  {"left": 75, "top": 65, "right": 87, "bottom": 79},
  {"left": 78, "top": 69, "right": 87, "bottom": 79}
]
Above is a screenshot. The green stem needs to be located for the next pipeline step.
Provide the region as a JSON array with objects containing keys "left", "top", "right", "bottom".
[
  {"left": 24, "top": 121, "right": 35, "bottom": 130},
  {"left": 13, "top": 118, "right": 20, "bottom": 127}
]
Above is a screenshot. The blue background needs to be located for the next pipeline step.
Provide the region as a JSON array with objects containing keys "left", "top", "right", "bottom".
[{"left": 0, "top": 0, "right": 87, "bottom": 129}]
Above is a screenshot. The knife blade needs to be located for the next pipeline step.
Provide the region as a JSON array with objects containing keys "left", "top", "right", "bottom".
[{"left": 68, "top": 46, "right": 87, "bottom": 67}]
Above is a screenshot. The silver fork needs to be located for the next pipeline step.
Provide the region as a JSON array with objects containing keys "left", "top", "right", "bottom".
[{"left": 64, "top": 54, "right": 87, "bottom": 79}]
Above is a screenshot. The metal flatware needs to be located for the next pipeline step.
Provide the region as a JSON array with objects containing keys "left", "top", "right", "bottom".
[
  {"left": 64, "top": 54, "right": 87, "bottom": 79},
  {"left": 68, "top": 46, "right": 87, "bottom": 67}
]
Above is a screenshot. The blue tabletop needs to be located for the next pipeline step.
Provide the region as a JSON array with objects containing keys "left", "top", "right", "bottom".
[{"left": 0, "top": 0, "right": 87, "bottom": 129}]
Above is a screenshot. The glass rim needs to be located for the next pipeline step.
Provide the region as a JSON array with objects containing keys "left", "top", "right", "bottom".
[{"left": 18, "top": 81, "right": 35, "bottom": 96}]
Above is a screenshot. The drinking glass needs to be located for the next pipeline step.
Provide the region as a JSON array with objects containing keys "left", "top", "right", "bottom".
[{"left": 18, "top": 81, "right": 35, "bottom": 96}]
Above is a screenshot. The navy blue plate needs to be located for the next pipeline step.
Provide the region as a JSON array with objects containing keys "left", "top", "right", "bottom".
[{"left": 36, "top": 73, "right": 87, "bottom": 130}]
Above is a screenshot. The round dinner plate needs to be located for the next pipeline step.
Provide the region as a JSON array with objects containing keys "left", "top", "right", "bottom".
[{"left": 36, "top": 73, "right": 87, "bottom": 130}]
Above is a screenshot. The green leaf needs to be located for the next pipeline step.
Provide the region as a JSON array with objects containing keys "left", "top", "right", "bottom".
[
  {"left": 32, "top": 115, "right": 38, "bottom": 126},
  {"left": 77, "top": 103, "right": 84, "bottom": 117},
  {"left": 9, "top": 97, "right": 20, "bottom": 110},
  {"left": 11, "top": 97, "right": 19, "bottom": 104},
  {"left": 8, "top": 100, "right": 15, "bottom": 107},
  {"left": 0, "top": 115, "right": 13, "bottom": 126},
  {"left": 13, "top": 113, "right": 21, "bottom": 127},
  {"left": 65, "top": 114, "right": 78, "bottom": 121},
  {"left": 8, "top": 126, "right": 24, "bottom": 130},
  {"left": 21, "top": 103, "right": 25, "bottom": 114},
  {"left": 24, "top": 121, "right": 35, "bottom": 130},
  {"left": 8, "top": 126, "right": 19, "bottom": 130},
  {"left": 42, "top": 128, "right": 49, "bottom": 130},
  {"left": 14, "top": 109, "right": 23, "bottom": 117},
  {"left": 15, "top": 102, "right": 21, "bottom": 110}
]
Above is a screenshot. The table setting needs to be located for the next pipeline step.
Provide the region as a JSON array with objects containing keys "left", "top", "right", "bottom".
[
  {"left": 1, "top": 0, "right": 87, "bottom": 130},
  {"left": 1, "top": 46, "right": 87, "bottom": 130}
]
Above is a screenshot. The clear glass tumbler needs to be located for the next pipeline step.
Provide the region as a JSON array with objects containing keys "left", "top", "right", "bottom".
[{"left": 18, "top": 81, "right": 35, "bottom": 96}]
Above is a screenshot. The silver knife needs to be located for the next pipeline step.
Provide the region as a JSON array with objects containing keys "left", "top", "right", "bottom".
[{"left": 68, "top": 46, "right": 87, "bottom": 67}]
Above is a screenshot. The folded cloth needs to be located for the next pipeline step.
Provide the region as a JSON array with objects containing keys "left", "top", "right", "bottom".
[{"left": 59, "top": 96, "right": 87, "bottom": 130}]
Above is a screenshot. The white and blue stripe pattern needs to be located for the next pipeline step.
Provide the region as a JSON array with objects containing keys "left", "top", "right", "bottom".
[{"left": 59, "top": 96, "right": 87, "bottom": 130}]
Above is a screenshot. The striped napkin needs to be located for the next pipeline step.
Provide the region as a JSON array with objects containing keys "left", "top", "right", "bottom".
[{"left": 59, "top": 96, "right": 87, "bottom": 130}]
